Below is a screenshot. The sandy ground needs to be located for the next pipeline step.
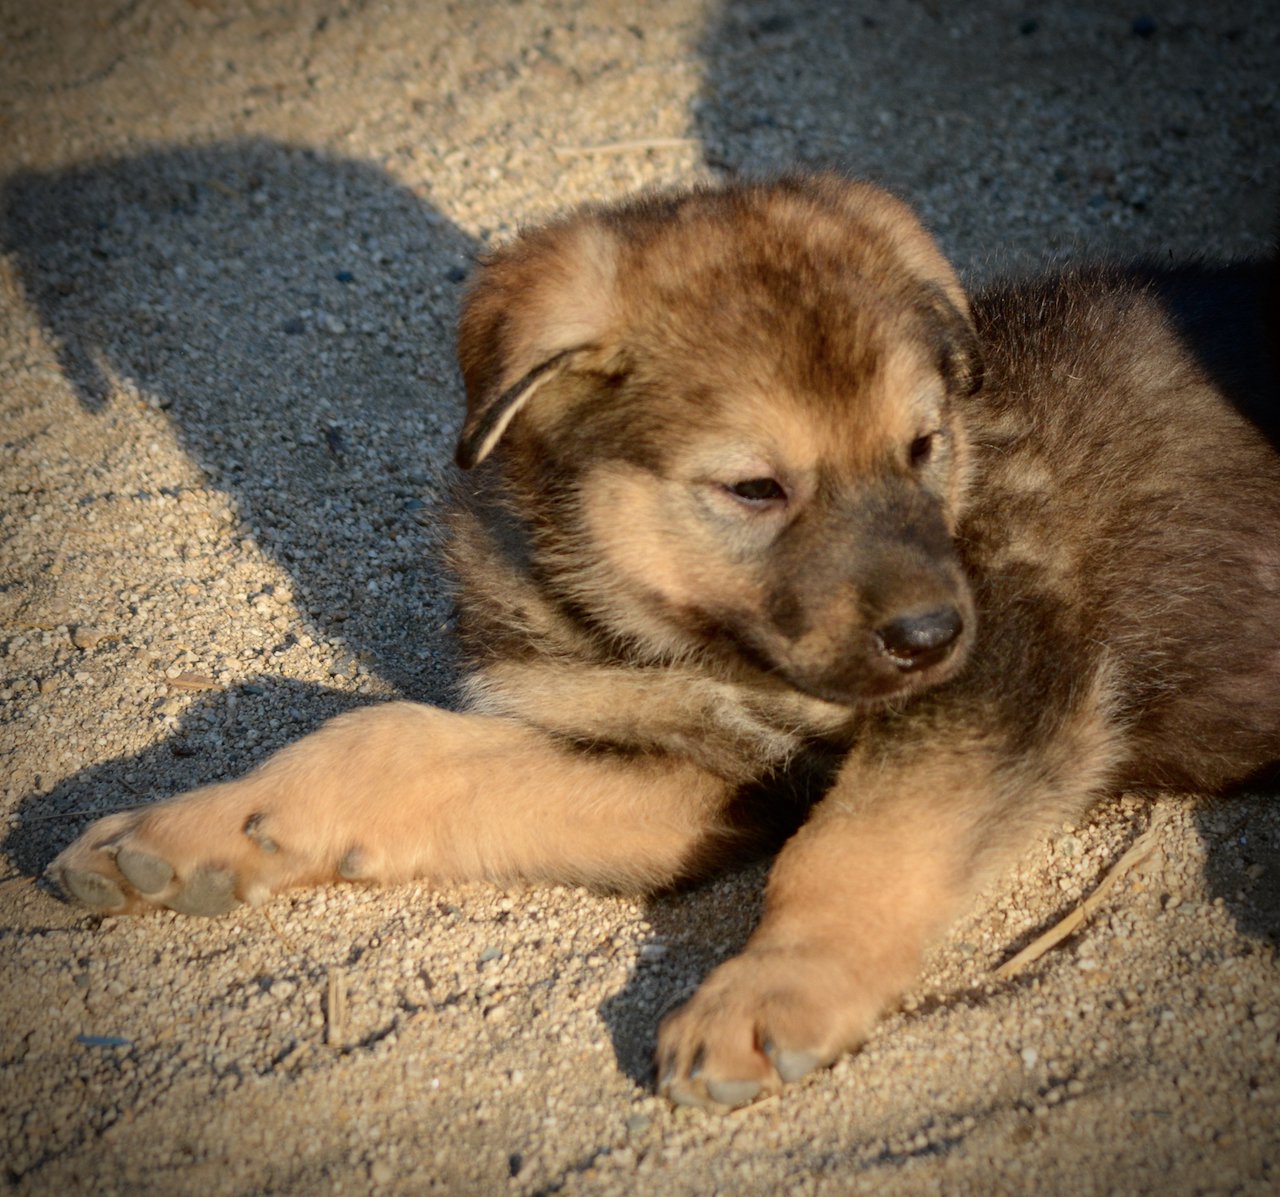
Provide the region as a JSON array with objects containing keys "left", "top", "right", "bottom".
[{"left": 3, "top": 1, "right": 1280, "bottom": 1193}]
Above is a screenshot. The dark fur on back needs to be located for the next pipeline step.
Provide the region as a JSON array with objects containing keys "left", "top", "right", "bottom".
[{"left": 962, "top": 266, "right": 1280, "bottom": 792}]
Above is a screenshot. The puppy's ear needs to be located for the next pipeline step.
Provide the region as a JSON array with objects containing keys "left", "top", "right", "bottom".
[
  {"left": 456, "top": 220, "right": 621, "bottom": 469},
  {"left": 917, "top": 282, "right": 984, "bottom": 398},
  {"left": 453, "top": 347, "right": 585, "bottom": 470},
  {"left": 794, "top": 174, "right": 983, "bottom": 397}
]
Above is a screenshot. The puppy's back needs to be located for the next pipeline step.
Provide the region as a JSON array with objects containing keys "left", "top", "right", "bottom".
[{"left": 963, "top": 262, "right": 1280, "bottom": 792}]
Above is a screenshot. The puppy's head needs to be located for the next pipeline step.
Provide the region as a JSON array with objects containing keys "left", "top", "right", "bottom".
[{"left": 455, "top": 176, "right": 980, "bottom": 707}]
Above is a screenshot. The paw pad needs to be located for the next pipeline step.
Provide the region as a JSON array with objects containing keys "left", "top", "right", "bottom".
[
  {"left": 338, "top": 848, "right": 367, "bottom": 881},
  {"left": 116, "top": 847, "right": 175, "bottom": 895},
  {"left": 59, "top": 868, "right": 125, "bottom": 912},
  {"left": 242, "top": 813, "right": 279, "bottom": 854},
  {"left": 705, "top": 1077, "right": 763, "bottom": 1107},
  {"left": 165, "top": 867, "right": 240, "bottom": 916},
  {"left": 765, "top": 1043, "right": 823, "bottom": 1084}
]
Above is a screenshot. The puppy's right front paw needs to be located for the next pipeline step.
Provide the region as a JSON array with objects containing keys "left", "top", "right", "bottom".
[
  {"left": 48, "top": 795, "right": 296, "bottom": 916},
  {"left": 50, "top": 810, "right": 243, "bottom": 916}
]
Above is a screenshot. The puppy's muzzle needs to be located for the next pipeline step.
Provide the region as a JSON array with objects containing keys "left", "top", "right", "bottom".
[{"left": 875, "top": 606, "right": 965, "bottom": 672}]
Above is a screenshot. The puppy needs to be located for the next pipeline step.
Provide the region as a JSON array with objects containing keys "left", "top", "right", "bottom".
[{"left": 50, "top": 176, "right": 1280, "bottom": 1110}]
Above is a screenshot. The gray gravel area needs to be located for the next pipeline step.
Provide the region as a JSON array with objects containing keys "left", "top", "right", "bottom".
[{"left": 3, "top": 1, "right": 1280, "bottom": 1194}]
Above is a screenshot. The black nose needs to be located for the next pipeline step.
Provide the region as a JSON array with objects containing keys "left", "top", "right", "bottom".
[{"left": 875, "top": 606, "right": 964, "bottom": 671}]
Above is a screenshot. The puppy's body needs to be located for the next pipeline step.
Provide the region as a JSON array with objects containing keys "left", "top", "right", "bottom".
[{"left": 50, "top": 179, "right": 1280, "bottom": 1109}]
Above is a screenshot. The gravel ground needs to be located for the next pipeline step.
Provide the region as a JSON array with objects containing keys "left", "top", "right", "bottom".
[{"left": 3, "top": 1, "right": 1280, "bottom": 1194}]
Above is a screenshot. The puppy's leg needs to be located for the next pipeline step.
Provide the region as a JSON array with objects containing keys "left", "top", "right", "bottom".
[
  {"left": 657, "top": 694, "right": 1122, "bottom": 1109},
  {"left": 49, "top": 701, "right": 735, "bottom": 916}
]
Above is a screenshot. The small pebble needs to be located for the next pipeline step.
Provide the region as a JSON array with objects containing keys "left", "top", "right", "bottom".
[{"left": 71, "top": 627, "right": 105, "bottom": 650}]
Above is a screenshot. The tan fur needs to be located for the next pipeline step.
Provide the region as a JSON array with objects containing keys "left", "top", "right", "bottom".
[{"left": 50, "top": 176, "right": 1280, "bottom": 1111}]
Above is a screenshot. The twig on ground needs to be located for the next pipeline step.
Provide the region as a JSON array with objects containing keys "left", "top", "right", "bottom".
[
  {"left": 261, "top": 907, "right": 295, "bottom": 952},
  {"left": 24, "top": 803, "right": 147, "bottom": 823},
  {"left": 994, "top": 812, "right": 1168, "bottom": 980},
  {"left": 551, "top": 137, "right": 698, "bottom": 158},
  {"left": 326, "top": 968, "right": 348, "bottom": 1048},
  {"left": 729, "top": 1093, "right": 781, "bottom": 1117}
]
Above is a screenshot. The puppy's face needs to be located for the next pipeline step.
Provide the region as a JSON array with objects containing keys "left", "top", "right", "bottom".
[{"left": 455, "top": 177, "right": 981, "bottom": 707}]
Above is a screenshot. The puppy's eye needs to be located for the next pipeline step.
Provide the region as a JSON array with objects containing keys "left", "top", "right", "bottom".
[
  {"left": 725, "top": 477, "right": 787, "bottom": 504},
  {"left": 909, "top": 432, "right": 938, "bottom": 467}
]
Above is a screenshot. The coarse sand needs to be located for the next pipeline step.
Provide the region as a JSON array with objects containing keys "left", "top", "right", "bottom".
[{"left": 2, "top": 2, "right": 1279, "bottom": 1194}]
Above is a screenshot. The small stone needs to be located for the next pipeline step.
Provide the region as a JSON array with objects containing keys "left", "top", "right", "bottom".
[
  {"left": 1021, "top": 1047, "right": 1039, "bottom": 1068},
  {"left": 71, "top": 626, "right": 105, "bottom": 650},
  {"left": 167, "top": 671, "right": 219, "bottom": 691},
  {"left": 370, "top": 1159, "right": 393, "bottom": 1185},
  {"left": 75, "top": 1034, "right": 133, "bottom": 1049}
]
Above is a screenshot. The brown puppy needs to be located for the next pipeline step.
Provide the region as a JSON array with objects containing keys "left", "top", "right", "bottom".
[{"left": 49, "top": 177, "right": 1280, "bottom": 1110}]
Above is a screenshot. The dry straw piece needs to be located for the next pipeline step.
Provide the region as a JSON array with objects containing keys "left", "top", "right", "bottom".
[
  {"left": 994, "top": 812, "right": 1167, "bottom": 980},
  {"left": 326, "top": 968, "right": 348, "bottom": 1049},
  {"left": 551, "top": 137, "right": 698, "bottom": 157}
]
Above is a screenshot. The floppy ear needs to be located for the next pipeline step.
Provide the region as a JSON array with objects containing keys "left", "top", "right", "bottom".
[
  {"left": 455, "top": 220, "right": 621, "bottom": 469},
  {"left": 917, "top": 282, "right": 984, "bottom": 399},
  {"left": 454, "top": 347, "right": 583, "bottom": 470},
  {"left": 789, "top": 174, "right": 983, "bottom": 397}
]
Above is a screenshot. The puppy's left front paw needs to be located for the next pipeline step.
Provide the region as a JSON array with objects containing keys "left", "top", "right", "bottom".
[{"left": 656, "top": 943, "right": 881, "bottom": 1111}]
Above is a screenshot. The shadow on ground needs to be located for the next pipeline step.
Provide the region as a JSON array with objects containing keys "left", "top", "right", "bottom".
[
  {"left": 693, "top": 1, "right": 1280, "bottom": 267},
  {"left": 2, "top": 139, "right": 472, "bottom": 865},
  {"left": 3, "top": 138, "right": 471, "bottom": 697}
]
